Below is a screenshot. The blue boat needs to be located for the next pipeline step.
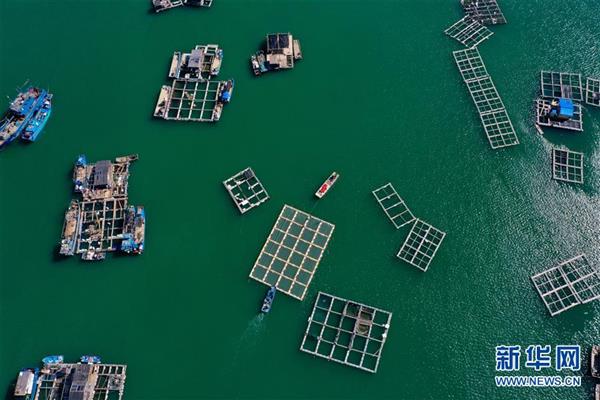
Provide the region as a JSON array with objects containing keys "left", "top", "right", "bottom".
[
  {"left": 21, "top": 92, "right": 52, "bottom": 142},
  {"left": 73, "top": 154, "right": 88, "bottom": 192},
  {"left": 121, "top": 206, "right": 145, "bottom": 254},
  {"left": 13, "top": 368, "right": 39, "bottom": 400},
  {"left": 41, "top": 355, "right": 63, "bottom": 365},
  {"left": 0, "top": 87, "right": 45, "bottom": 150},
  {"left": 219, "top": 80, "right": 234, "bottom": 103},
  {"left": 80, "top": 355, "right": 101, "bottom": 364},
  {"left": 261, "top": 286, "right": 276, "bottom": 313}
]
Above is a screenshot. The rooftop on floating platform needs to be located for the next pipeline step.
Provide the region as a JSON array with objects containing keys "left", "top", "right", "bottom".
[
  {"left": 168, "top": 44, "right": 222, "bottom": 81},
  {"left": 36, "top": 361, "right": 127, "bottom": 400},
  {"left": 223, "top": 167, "right": 269, "bottom": 214},
  {"left": 263, "top": 33, "right": 302, "bottom": 70},
  {"left": 552, "top": 148, "right": 583, "bottom": 184},
  {"left": 76, "top": 155, "right": 137, "bottom": 201},
  {"left": 397, "top": 219, "right": 446, "bottom": 272},
  {"left": 535, "top": 97, "right": 583, "bottom": 132},
  {"left": 372, "top": 183, "right": 415, "bottom": 229},
  {"left": 453, "top": 47, "right": 519, "bottom": 149},
  {"left": 531, "top": 254, "right": 600, "bottom": 316},
  {"left": 300, "top": 292, "right": 392, "bottom": 373},
  {"left": 155, "top": 79, "right": 223, "bottom": 122},
  {"left": 541, "top": 71, "right": 583, "bottom": 101},
  {"left": 444, "top": 16, "right": 493, "bottom": 48},
  {"left": 587, "top": 78, "right": 600, "bottom": 107},
  {"left": 249, "top": 205, "right": 335, "bottom": 301},
  {"left": 461, "top": 0, "right": 507, "bottom": 25}
]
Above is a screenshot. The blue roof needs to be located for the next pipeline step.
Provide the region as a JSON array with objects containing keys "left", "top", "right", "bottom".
[{"left": 559, "top": 98, "right": 574, "bottom": 118}]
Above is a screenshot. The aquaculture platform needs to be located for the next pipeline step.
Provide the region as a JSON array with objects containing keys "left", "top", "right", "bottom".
[
  {"left": 535, "top": 97, "right": 583, "bottom": 131},
  {"left": 59, "top": 154, "right": 145, "bottom": 261},
  {"left": 300, "top": 292, "right": 392, "bottom": 373},
  {"left": 397, "top": 219, "right": 446, "bottom": 272},
  {"left": 168, "top": 44, "right": 222, "bottom": 81},
  {"left": 444, "top": 16, "right": 493, "bottom": 48},
  {"left": 587, "top": 77, "right": 600, "bottom": 107},
  {"left": 250, "top": 33, "right": 302, "bottom": 76},
  {"left": 552, "top": 148, "right": 583, "bottom": 184},
  {"left": 223, "top": 167, "right": 269, "bottom": 214},
  {"left": 461, "top": 0, "right": 507, "bottom": 25},
  {"left": 372, "top": 182, "right": 415, "bottom": 229}
]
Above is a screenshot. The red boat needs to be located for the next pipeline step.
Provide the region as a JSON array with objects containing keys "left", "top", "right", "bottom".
[{"left": 315, "top": 172, "right": 339, "bottom": 199}]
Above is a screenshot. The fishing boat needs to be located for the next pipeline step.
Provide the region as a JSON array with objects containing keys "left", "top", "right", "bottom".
[
  {"left": 121, "top": 206, "right": 145, "bottom": 254},
  {"left": 21, "top": 92, "right": 52, "bottom": 142},
  {"left": 219, "top": 80, "right": 234, "bottom": 103},
  {"left": 41, "top": 355, "right": 63, "bottom": 365},
  {"left": 80, "top": 355, "right": 101, "bottom": 364},
  {"left": 261, "top": 286, "right": 276, "bottom": 313},
  {"left": 315, "top": 172, "right": 339, "bottom": 199},
  {"left": 211, "top": 48, "right": 223, "bottom": 76},
  {"left": 250, "top": 51, "right": 268, "bottom": 76},
  {"left": 592, "top": 345, "right": 600, "bottom": 378},
  {"left": 59, "top": 200, "right": 80, "bottom": 256},
  {"left": 0, "top": 87, "right": 44, "bottom": 150},
  {"left": 73, "top": 154, "right": 88, "bottom": 192},
  {"left": 13, "top": 368, "right": 39, "bottom": 400}
]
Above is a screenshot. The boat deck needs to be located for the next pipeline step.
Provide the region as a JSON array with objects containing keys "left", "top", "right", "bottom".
[
  {"left": 153, "top": 0, "right": 184, "bottom": 12},
  {"left": 444, "top": 16, "right": 493, "bottom": 48},
  {"left": 300, "top": 292, "right": 392, "bottom": 373},
  {"left": 372, "top": 183, "right": 415, "bottom": 229},
  {"left": 535, "top": 97, "right": 583, "bottom": 131},
  {"left": 541, "top": 71, "right": 583, "bottom": 101},
  {"left": 223, "top": 167, "right": 269, "bottom": 214},
  {"left": 397, "top": 219, "right": 446, "bottom": 272},
  {"left": 461, "top": 0, "right": 507, "bottom": 25},
  {"left": 552, "top": 148, "right": 583, "bottom": 184},
  {"left": 586, "top": 77, "right": 600, "bottom": 107}
]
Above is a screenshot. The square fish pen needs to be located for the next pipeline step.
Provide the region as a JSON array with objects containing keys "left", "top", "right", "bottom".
[
  {"left": 164, "top": 79, "right": 221, "bottom": 121},
  {"left": 372, "top": 183, "right": 415, "bottom": 229},
  {"left": 249, "top": 205, "right": 335, "bottom": 300},
  {"left": 536, "top": 98, "right": 583, "bottom": 131},
  {"left": 444, "top": 16, "right": 493, "bottom": 48},
  {"left": 541, "top": 71, "right": 583, "bottom": 101},
  {"left": 300, "top": 292, "right": 392, "bottom": 373},
  {"left": 76, "top": 198, "right": 127, "bottom": 258},
  {"left": 397, "top": 219, "right": 446, "bottom": 272},
  {"left": 587, "top": 78, "right": 600, "bottom": 107},
  {"left": 552, "top": 148, "right": 583, "bottom": 184},
  {"left": 461, "top": 0, "right": 507, "bottom": 25},
  {"left": 223, "top": 167, "right": 269, "bottom": 214},
  {"left": 453, "top": 47, "right": 488, "bottom": 81},
  {"left": 531, "top": 254, "right": 600, "bottom": 316}
]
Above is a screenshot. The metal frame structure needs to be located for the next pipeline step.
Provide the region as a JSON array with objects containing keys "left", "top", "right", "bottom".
[
  {"left": 300, "top": 292, "right": 392, "bottom": 373},
  {"left": 444, "top": 16, "right": 493, "bottom": 48},
  {"left": 168, "top": 44, "right": 221, "bottom": 81},
  {"left": 461, "top": 0, "right": 507, "bottom": 25},
  {"left": 223, "top": 167, "right": 269, "bottom": 214},
  {"left": 552, "top": 148, "right": 583, "bottom": 184},
  {"left": 535, "top": 97, "right": 583, "bottom": 132},
  {"left": 531, "top": 254, "right": 600, "bottom": 316},
  {"left": 162, "top": 79, "right": 222, "bottom": 121},
  {"left": 372, "top": 183, "right": 415, "bottom": 229},
  {"left": 586, "top": 77, "right": 600, "bottom": 107},
  {"left": 397, "top": 219, "right": 446, "bottom": 272},
  {"left": 453, "top": 47, "right": 519, "bottom": 149},
  {"left": 541, "top": 71, "right": 583, "bottom": 101},
  {"left": 249, "top": 205, "right": 335, "bottom": 300},
  {"left": 76, "top": 198, "right": 127, "bottom": 259}
]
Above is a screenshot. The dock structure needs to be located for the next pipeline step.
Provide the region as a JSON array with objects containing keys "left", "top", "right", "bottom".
[
  {"left": 552, "top": 148, "right": 583, "bottom": 184},
  {"left": 397, "top": 219, "right": 446, "bottom": 272},
  {"left": 59, "top": 155, "right": 145, "bottom": 261},
  {"left": 531, "top": 254, "right": 600, "bottom": 316},
  {"left": 372, "top": 183, "right": 415, "bottom": 229},
  {"left": 444, "top": 16, "right": 493, "bottom": 48},
  {"left": 300, "top": 292, "right": 392, "bottom": 373},
  {"left": 28, "top": 359, "right": 126, "bottom": 400},
  {"left": 249, "top": 205, "right": 335, "bottom": 301},
  {"left": 461, "top": 0, "right": 507, "bottom": 25},
  {"left": 453, "top": 47, "right": 519, "bottom": 149},
  {"left": 152, "top": 0, "right": 211, "bottom": 12},
  {"left": 586, "top": 77, "right": 600, "bottom": 107},
  {"left": 541, "top": 71, "right": 583, "bottom": 101},
  {"left": 535, "top": 97, "right": 583, "bottom": 131},
  {"left": 223, "top": 167, "right": 269, "bottom": 214},
  {"left": 168, "top": 44, "right": 222, "bottom": 81}
]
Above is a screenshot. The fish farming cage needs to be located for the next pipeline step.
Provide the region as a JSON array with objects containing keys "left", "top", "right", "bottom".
[
  {"left": 453, "top": 48, "right": 519, "bottom": 149},
  {"left": 397, "top": 219, "right": 446, "bottom": 272},
  {"left": 164, "top": 79, "right": 221, "bottom": 121},
  {"left": 587, "top": 78, "right": 600, "bottom": 107},
  {"left": 372, "top": 183, "right": 415, "bottom": 229},
  {"left": 249, "top": 205, "right": 335, "bottom": 301},
  {"left": 223, "top": 167, "right": 269, "bottom": 214},
  {"left": 535, "top": 97, "right": 583, "bottom": 132},
  {"left": 300, "top": 292, "right": 392, "bottom": 373},
  {"left": 531, "top": 254, "right": 600, "bottom": 316},
  {"left": 552, "top": 148, "right": 583, "bottom": 184},
  {"left": 461, "top": 0, "right": 507, "bottom": 25},
  {"left": 76, "top": 198, "right": 127, "bottom": 257},
  {"left": 541, "top": 71, "right": 583, "bottom": 101},
  {"left": 444, "top": 16, "right": 493, "bottom": 48}
]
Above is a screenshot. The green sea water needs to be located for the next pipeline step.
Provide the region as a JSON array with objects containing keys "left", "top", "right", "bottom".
[{"left": 1, "top": 0, "right": 600, "bottom": 399}]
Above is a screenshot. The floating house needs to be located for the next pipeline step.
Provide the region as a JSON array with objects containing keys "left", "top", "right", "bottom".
[
  {"left": 536, "top": 71, "right": 584, "bottom": 131},
  {"left": 250, "top": 33, "right": 302, "bottom": 76}
]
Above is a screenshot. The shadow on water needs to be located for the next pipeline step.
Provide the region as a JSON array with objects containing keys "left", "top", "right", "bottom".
[{"left": 3, "top": 379, "right": 14, "bottom": 400}]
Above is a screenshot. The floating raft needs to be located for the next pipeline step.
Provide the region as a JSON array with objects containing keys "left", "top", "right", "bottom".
[
  {"left": 397, "top": 219, "right": 446, "bottom": 272},
  {"left": 541, "top": 71, "right": 583, "bottom": 101},
  {"left": 453, "top": 47, "right": 518, "bottom": 149},
  {"left": 223, "top": 167, "right": 269, "bottom": 214},
  {"left": 249, "top": 205, "right": 335, "bottom": 300},
  {"left": 154, "top": 79, "right": 226, "bottom": 122},
  {"left": 372, "top": 182, "right": 415, "bottom": 229},
  {"left": 300, "top": 292, "right": 392, "bottom": 373},
  {"left": 535, "top": 97, "right": 583, "bottom": 131},
  {"left": 461, "top": 0, "right": 507, "bottom": 25},
  {"left": 531, "top": 254, "right": 600, "bottom": 316},
  {"left": 552, "top": 148, "right": 583, "bottom": 184},
  {"left": 586, "top": 77, "right": 600, "bottom": 107},
  {"left": 444, "top": 16, "right": 493, "bottom": 48},
  {"left": 168, "top": 44, "right": 222, "bottom": 81}
]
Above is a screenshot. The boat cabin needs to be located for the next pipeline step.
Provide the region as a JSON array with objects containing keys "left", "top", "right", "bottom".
[
  {"left": 14, "top": 369, "right": 35, "bottom": 397},
  {"left": 92, "top": 160, "right": 113, "bottom": 189}
]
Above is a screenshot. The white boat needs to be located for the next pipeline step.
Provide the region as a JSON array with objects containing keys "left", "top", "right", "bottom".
[{"left": 315, "top": 172, "right": 339, "bottom": 199}]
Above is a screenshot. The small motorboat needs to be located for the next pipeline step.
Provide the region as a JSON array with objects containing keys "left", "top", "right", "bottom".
[
  {"left": 315, "top": 171, "right": 339, "bottom": 199},
  {"left": 80, "top": 355, "right": 101, "bottom": 364},
  {"left": 261, "top": 286, "right": 276, "bottom": 313},
  {"left": 41, "top": 355, "right": 63, "bottom": 365}
]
